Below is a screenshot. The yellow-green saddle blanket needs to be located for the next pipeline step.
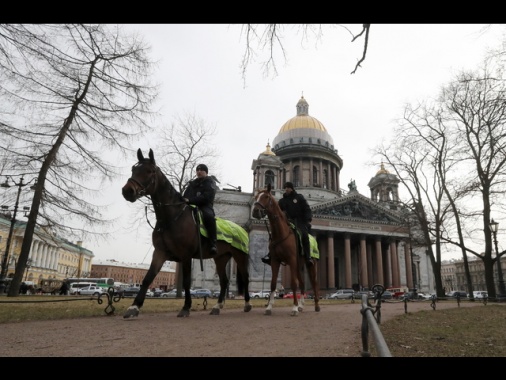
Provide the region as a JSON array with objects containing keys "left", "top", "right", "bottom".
[
  {"left": 198, "top": 216, "right": 249, "bottom": 255},
  {"left": 288, "top": 222, "right": 320, "bottom": 260}
]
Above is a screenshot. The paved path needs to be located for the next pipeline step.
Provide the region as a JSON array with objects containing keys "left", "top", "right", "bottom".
[{"left": 0, "top": 299, "right": 481, "bottom": 357}]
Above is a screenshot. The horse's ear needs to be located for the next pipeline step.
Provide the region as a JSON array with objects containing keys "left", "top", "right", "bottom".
[
  {"left": 149, "top": 149, "right": 155, "bottom": 163},
  {"left": 137, "top": 148, "right": 144, "bottom": 161}
]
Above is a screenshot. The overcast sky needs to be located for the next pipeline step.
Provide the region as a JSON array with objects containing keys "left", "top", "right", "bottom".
[{"left": 90, "top": 24, "right": 505, "bottom": 264}]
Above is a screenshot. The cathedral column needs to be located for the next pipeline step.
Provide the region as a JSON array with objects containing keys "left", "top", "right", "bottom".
[
  {"left": 366, "top": 240, "right": 373, "bottom": 288},
  {"left": 344, "top": 233, "right": 352, "bottom": 289},
  {"left": 327, "top": 232, "right": 335, "bottom": 289},
  {"left": 360, "top": 235, "right": 368, "bottom": 289},
  {"left": 319, "top": 160, "right": 323, "bottom": 188},
  {"left": 404, "top": 241, "right": 414, "bottom": 289},
  {"left": 390, "top": 239, "right": 399, "bottom": 287},
  {"left": 385, "top": 246, "right": 392, "bottom": 288},
  {"left": 375, "top": 237, "right": 384, "bottom": 286}
]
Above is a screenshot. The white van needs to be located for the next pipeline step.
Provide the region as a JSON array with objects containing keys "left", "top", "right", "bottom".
[
  {"left": 473, "top": 291, "right": 488, "bottom": 299},
  {"left": 69, "top": 282, "right": 97, "bottom": 295}
]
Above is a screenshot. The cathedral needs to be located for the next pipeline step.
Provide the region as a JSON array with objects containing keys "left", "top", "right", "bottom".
[{"left": 193, "top": 96, "right": 434, "bottom": 296}]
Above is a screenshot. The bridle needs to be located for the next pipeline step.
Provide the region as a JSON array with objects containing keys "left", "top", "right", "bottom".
[
  {"left": 254, "top": 191, "right": 291, "bottom": 246},
  {"left": 127, "top": 161, "right": 158, "bottom": 197}
]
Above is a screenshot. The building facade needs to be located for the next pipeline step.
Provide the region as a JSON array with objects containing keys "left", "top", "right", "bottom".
[
  {"left": 91, "top": 259, "right": 176, "bottom": 291},
  {"left": 0, "top": 213, "right": 93, "bottom": 289},
  {"left": 194, "top": 96, "right": 435, "bottom": 296}
]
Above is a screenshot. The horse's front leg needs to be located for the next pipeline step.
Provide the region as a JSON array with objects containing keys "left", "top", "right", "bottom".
[
  {"left": 124, "top": 255, "right": 164, "bottom": 319},
  {"left": 289, "top": 263, "right": 300, "bottom": 317},
  {"left": 264, "top": 261, "right": 280, "bottom": 316}
]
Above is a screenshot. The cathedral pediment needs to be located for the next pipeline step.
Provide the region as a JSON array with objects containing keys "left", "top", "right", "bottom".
[{"left": 312, "top": 193, "right": 402, "bottom": 224}]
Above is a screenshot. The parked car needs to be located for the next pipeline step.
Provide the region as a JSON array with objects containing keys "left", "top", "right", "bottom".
[
  {"left": 77, "top": 285, "right": 104, "bottom": 296},
  {"left": 283, "top": 291, "right": 302, "bottom": 299},
  {"left": 161, "top": 289, "right": 178, "bottom": 298},
  {"left": 250, "top": 290, "right": 272, "bottom": 299},
  {"left": 122, "top": 286, "right": 141, "bottom": 297},
  {"left": 446, "top": 291, "right": 468, "bottom": 299},
  {"left": 328, "top": 289, "right": 355, "bottom": 300},
  {"left": 193, "top": 289, "right": 212, "bottom": 298},
  {"left": 379, "top": 290, "right": 393, "bottom": 300},
  {"left": 473, "top": 291, "right": 488, "bottom": 299},
  {"left": 153, "top": 289, "right": 164, "bottom": 297},
  {"left": 146, "top": 290, "right": 154, "bottom": 297},
  {"left": 161, "top": 289, "right": 196, "bottom": 298},
  {"left": 354, "top": 290, "right": 374, "bottom": 300},
  {"left": 213, "top": 290, "right": 235, "bottom": 298}
]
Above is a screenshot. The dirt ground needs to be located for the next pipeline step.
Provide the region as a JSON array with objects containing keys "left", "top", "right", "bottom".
[{"left": 0, "top": 300, "right": 481, "bottom": 357}]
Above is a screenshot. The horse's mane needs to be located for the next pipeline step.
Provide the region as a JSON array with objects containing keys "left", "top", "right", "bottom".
[
  {"left": 257, "top": 187, "right": 289, "bottom": 225},
  {"left": 140, "top": 158, "right": 183, "bottom": 200}
]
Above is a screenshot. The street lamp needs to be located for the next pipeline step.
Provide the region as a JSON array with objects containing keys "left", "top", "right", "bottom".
[
  {"left": 490, "top": 219, "right": 505, "bottom": 298},
  {"left": 24, "top": 258, "right": 32, "bottom": 281},
  {"left": 0, "top": 176, "right": 36, "bottom": 294}
]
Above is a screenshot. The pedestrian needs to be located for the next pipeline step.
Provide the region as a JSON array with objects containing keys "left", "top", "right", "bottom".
[
  {"left": 261, "top": 181, "right": 313, "bottom": 266},
  {"left": 59, "top": 281, "right": 69, "bottom": 295},
  {"left": 182, "top": 163, "right": 218, "bottom": 254},
  {"left": 19, "top": 282, "right": 28, "bottom": 295}
]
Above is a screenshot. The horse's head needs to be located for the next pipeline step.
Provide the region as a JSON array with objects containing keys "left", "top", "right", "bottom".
[
  {"left": 122, "top": 148, "right": 159, "bottom": 202},
  {"left": 252, "top": 183, "right": 276, "bottom": 220}
]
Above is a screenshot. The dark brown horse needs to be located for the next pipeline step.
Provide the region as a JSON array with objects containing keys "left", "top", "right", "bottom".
[
  {"left": 121, "top": 149, "right": 251, "bottom": 318},
  {"left": 251, "top": 183, "right": 320, "bottom": 316}
]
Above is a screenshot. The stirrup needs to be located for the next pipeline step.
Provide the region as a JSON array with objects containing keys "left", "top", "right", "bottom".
[{"left": 261, "top": 255, "right": 271, "bottom": 266}]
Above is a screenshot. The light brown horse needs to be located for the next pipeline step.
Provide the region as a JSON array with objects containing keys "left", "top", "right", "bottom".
[{"left": 252, "top": 183, "right": 320, "bottom": 316}]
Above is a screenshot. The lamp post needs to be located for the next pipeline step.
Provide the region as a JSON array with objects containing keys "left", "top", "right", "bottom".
[
  {"left": 490, "top": 219, "right": 505, "bottom": 298},
  {"left": 0, "top": 176, "right": 34, "bottom": 294},
  {"left": 24, "top": 258, "right": 32, "bottom": 281}
]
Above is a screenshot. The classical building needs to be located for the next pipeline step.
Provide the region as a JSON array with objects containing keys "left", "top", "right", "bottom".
[
  {"left": 0, "top": 213, "right": 93, "bottom": 287},
  {"left": 441, "top": 257, "right": 503, "bottom": 294},
  {"left": 91, "top": 259, "right": 176, "bottom": 291},
  {"left": 195, "top": 96, "right": 435, "bottom": 296}
]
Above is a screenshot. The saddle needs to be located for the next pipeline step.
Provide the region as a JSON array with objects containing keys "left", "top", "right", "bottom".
[
  {"left": 287, "top": 222, "right": 319, "bottom": 260},
  {"left": 191, "top": 207, "right": 249, "bottom": 254}
]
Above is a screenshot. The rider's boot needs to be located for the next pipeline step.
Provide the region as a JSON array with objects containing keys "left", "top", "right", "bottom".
[
  {"left": 261, "top": 254, "right": 271, "bottom": 266},
  {"left": 303, "top": 239, "right": 313, "bottom": 267},
  {"left": 207, "top": 219, "right": 218, "bottom": 256}
]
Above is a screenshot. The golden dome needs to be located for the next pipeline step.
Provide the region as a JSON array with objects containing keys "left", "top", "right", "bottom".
[
  {"left": 261, "top": 142, "right": 276, "bottom": 156},
  {"left": 376, "top": 162, "right": 390, "bottom": 175},
  {"left": 277, "top": 96, "right": 328, "bottom": 133},
  {"left": 279, "top": 115, "right": 327, "bottom": 133}
]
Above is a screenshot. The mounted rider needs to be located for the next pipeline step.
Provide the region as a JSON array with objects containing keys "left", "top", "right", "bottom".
[
  {"left": 182, "top": 164, "right": 218, "bottom": 255},
  {"left": 261, "top": 181, "right": 313, "bottom": 267}
]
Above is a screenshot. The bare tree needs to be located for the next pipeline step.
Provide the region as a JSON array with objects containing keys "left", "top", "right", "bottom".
[
  {"left": 374, "top": 108, "right": 452, "bottom": 297},
  {"left": 374, "top": 48, "right": 506, "bottom": 299},
  {"left": 239, "top": 24, "right": 370, "bottom": 82},
  {"left": 143, "top": 112, "right": 218, "bottom": 296},
  {"left": 156, "top": 112, "right": 219, "bottom": 193},
  {"left": 0, "top": 24, "right": 159, "bottom": 296},
  {"left": 437, "top": 55, "right": 506, "bottom": 298}
]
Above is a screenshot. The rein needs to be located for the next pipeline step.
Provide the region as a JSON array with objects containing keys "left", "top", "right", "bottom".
[{"left": 254, "top": 196, "right": 292, "bottom": 247}]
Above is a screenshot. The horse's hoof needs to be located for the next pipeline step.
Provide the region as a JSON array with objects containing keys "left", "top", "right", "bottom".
[
  {"left": 210, "top": 308, "right": 220, "bottom": 315},
  {"left": 290, "top": 311, "right": 298, "bottom": 316},
  {"left": 123, "top": 305, "right": 139, "bottom": 319},
  {"left": 177, "top": 309, "right": 190, "bottom": 318},
  {"left": 244, "top": 304, "right": 252, "bottom": 313},
  {"left": 315, "top": 305, "right": 321, "bottom": 312},
  {"left": 298, "top": 306, "right": 303, "bottom": 312},
  {"left": 264, "top": 309, "right": 272, "bottom": 315}
]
